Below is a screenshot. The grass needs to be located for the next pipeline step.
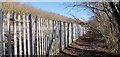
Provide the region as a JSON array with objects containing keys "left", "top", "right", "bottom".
[{"left": 2, "top": 2, "right": 81, "bottom": 24}]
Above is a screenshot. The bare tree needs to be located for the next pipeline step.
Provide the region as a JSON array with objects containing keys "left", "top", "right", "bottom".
[{"left": 68, "top": 2, "right": 120, "bottom": 54}]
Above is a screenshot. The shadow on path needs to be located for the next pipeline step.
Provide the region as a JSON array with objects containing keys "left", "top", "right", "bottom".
[{"left": 55, "top": 39, "right": 119, "bottom": 57}]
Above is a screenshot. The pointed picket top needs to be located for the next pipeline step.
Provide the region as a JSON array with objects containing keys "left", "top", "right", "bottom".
[
  {"left": 18, "top": 13, "right": 21, "bottom": 21},
  {"left": 23, "top": 13, "right": 25, "bottom": 21},
  {"left": 13, "top": 12, "right": 16, "bottom": 20},
  {"left": 7, "top": 12, "right": 10, "bottom": 19},
  {"left": 23, "top": 13, "right": 25, "bottom": 18}
]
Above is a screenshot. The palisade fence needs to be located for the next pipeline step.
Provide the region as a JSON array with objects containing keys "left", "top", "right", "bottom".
[{"left": 0, "top": 10, "right": 87, "bottom": 56}]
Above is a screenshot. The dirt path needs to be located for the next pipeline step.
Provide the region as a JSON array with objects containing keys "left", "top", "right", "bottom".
[{"left": 55, "top": 39, "right": 119, "bottom": 57}]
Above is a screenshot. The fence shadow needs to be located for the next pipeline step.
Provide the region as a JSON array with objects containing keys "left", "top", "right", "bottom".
[{"left": 58, "top": 45, "right": 119, "bottom": 57}]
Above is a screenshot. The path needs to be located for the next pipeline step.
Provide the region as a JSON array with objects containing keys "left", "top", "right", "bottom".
[{"left": 55, "top": 39, "right": 119, "bottom": 57}]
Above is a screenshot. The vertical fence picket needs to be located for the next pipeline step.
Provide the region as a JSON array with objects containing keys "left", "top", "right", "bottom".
[
  {"left": 38, "top": 18, "right": 40, "bottom": 56},
  {"left": 7, "top": 12, "right": 12, "bottom": 56},
  {"left": 67, "top": 23, "right": 69, "bottom": 46},
  {"left": 56, "top": 21, "right": 59, "bottom": 55},
  {"left": 73, "top": 24, "right": 76, "bottom": 41},
  {"left": 37, "top": 17, "right": 39, "bottom": 55},
  {"left": 46, "top": 19, "right": 49, "bottom": 55},
  {"left": 2, "top": 11, "right": 5, "bottom": 56},
  {"left": 13, "top": 12, "right": 17, "bottom": 55},
  {"left": 40, "top": 18, "right": 42, "bottom": 56},
  {"left": 41, "top": 18, "right": 43, "bottom": 55},
  {"left": 45, "top": 19, "right": 47, "bottom": 55},
  {"left": 39, "top": 18, "right": 42, "bottom": 55},
  {"left": 75, "top": 24, "right": 77, "bottom": 40},
  {"left": 63, "top": 22, "right": 66, "bottom": 48},
  {"left": 32, "top": 16, "right": 35, "bottom": 55},
  {"left": 77, "top": 24, "right": 79, "bottom": 39},
  {"left": 41, "top": 18, "right": 43, "bottom": 56},
  {"left": 35, "top": 16, "right": 39, "bottom": 55},
  {"left": 33, "top": 17, "right": 35, "bottom": 55},
  {"left": 28, "top": 14, "right": 33, "bottom": 56},
  {"left": 23, "top": 13, "right": 26, "bottom": 55},
  {"left": 34, "top": 16, "right": 36, "bottom": 55},
  {"left": 69, "top": 23, "right": 71, "bottom": 44},
  {"left": 55, "top": 20, "right": 58, "bottom": 54},
  {"left": 43, "top": 18, "right": 45, "bottom": 56},
  {"left": 65, "top": 22, "right": 68, "bottom": 48},
  {"left": 78, "top": 25, "right": 81, "bottom": 36},
  {"left": 53, "top": 20, "right": 56, "bottom": 54},
  {"left": 77, "top": 24, "right": 79, "bottom": 38},
  {"left": 0, "top": 10, "right": 5, "bottom": 56},
  {"left": 27, "top": 15, "right": 30, "bottom": 55},
  {"left": 71, "top": 23, "right": 73, "bottom": 42},
  {"left": 80, "top": 25, "right": 83, "bottom": 36},
  {"left": 61, "top": 22, "right": 64, "bottom": 50},
  {"left": 46, "top": 19, "right": 51, "bottom": 56},
  {"left": 18, "top": 14, "right": 22, "bottom": 55},
  {"left": 59, "top": 21, "right": 62, "bottom": 51},
  {"left": 51, "top": 20, "right": 54, "bottom": 55},
  {"left": 43, "top": 19, "right": 45, "bottom": 55}
]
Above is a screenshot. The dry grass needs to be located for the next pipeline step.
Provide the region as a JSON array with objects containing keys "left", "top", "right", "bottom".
[{"left": 2, "top": 2, "right": 81, "bottom": 24}]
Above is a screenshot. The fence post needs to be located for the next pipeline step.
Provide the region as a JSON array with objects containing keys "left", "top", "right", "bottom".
[
  {"left": 28, "top": 14, "right": 33, "bottom": 56},
  {"left": 0, "top": 10, "right": 5, "bottom": 56}
]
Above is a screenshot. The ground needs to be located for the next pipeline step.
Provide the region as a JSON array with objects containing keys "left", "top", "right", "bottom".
[{"left": 55, "top": 39, "right": 119, "bottom": 57}]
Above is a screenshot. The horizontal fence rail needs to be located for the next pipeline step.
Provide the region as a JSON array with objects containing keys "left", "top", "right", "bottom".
[{"left": 0, "top": 10, "right": 87, "bottom": 56}]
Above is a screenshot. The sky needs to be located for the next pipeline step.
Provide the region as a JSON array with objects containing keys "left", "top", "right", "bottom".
[
  {"left": 19, "top": 0, "right": 117, "bottom": 2},
  {"left": 22, "top": 2, "right": 94, "bottom": 22}
]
